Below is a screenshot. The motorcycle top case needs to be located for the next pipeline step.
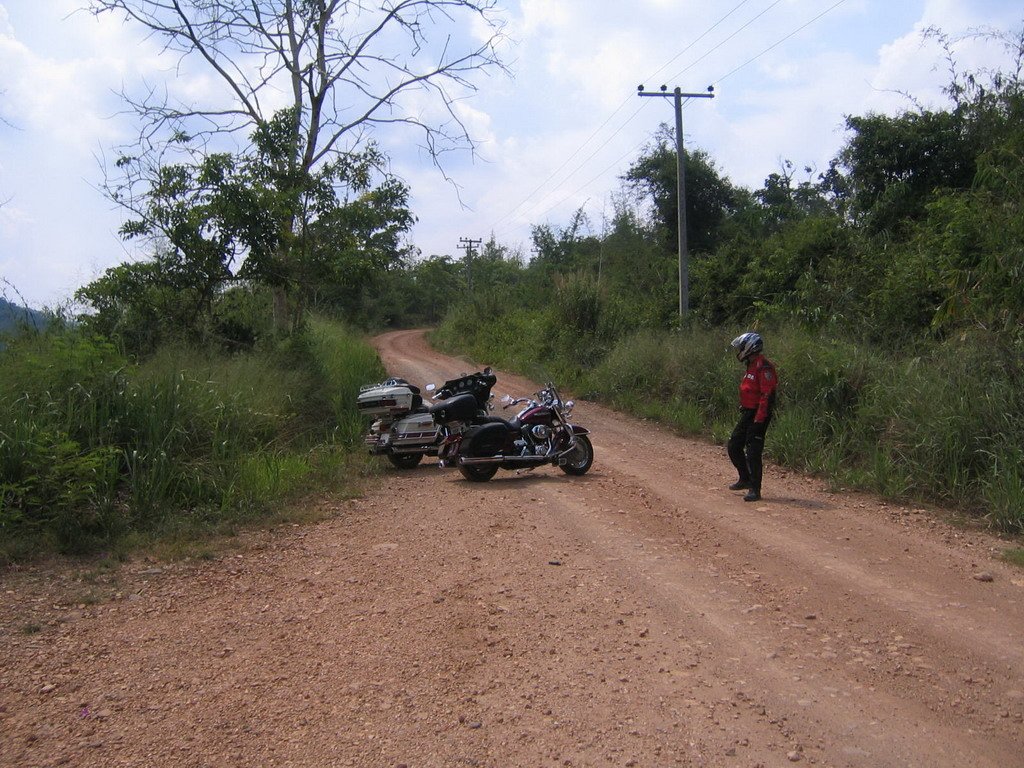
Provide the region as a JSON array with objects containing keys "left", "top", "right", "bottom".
[
  {"left": 357, "top": 380, "right": 422, "bottom": 416},
  {"left": 428, "top": 392, "right": 479, "bottom": 425}
]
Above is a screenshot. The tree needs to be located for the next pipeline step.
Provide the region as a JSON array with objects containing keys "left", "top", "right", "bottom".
[
  {"left": 754, "top": 160, "right": 835, "bottom": 231},
  {"left": 836, "top": 24, "right": 1024, "bottom": 235},
  {"left": 838, "top": 109, "right": 978, "bottom": 234},
  {"left": 88, "top": 0, "right": 507, "bottom": 328},
  {"left": 75, "top": 256, "right": 211, "bottom": 353},
  {"left": 105, "top": 108, "right": 415, "bottom": 336},
  {"left": 530, "top": 208, "right": 590, "bottom": 273},
  {"left": 623, "top": 126, "right": 739, "bottom": 255},
  {"left": 409, "top": 255, "right": 465, "bottom": 322}
]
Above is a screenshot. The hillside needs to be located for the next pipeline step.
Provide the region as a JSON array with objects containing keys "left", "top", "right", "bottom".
[{"left": 0, "top": 298, "right": 47, "bottom": 335}]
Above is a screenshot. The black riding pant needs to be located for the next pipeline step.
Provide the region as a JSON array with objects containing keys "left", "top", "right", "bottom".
[{"left": 728, "top": 407, "right": 772, "bottom": 491}]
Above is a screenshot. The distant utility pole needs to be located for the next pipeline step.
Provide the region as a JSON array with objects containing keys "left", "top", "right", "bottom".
[
  {"left": 458, "top": 237, "right": 482, "bottom": 293},
  {"left": 637, "top": 84, "right": 714, "bottom": 319}
]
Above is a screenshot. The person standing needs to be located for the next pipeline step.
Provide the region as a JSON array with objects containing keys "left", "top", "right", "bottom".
[{"left": 727, "top": 332, "right": 778, "bottom": 502}]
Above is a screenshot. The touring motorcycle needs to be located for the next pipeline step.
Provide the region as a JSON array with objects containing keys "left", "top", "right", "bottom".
[
  {"left": 358, "top": 369, "right": 497, "bottom": 469},
  {"left": 428, "top": 377, "right": 594, "bottom": 482}
]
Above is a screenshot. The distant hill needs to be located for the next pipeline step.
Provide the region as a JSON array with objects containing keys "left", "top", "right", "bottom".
[{"left": 0, "top": 298, "right": 48, "bottom": 335}]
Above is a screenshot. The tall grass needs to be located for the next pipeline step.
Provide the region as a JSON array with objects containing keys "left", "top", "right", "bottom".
[
  {"left": 0, "top": 319, "right": 384, "bottom": 560},
  {"left": 307, "top": 316, "right": 386, "bottom": 444}
]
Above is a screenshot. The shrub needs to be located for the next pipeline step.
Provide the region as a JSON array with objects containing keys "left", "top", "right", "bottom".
[{"left": 0, "top": 318, "right": 384, "bottom": 559}]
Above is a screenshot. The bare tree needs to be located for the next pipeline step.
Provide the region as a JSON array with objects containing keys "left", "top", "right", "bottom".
[{"left": 86, "top": 0, "right": 508, "bottom": 327}]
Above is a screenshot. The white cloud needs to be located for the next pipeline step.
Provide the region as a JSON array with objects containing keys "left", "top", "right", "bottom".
[
  {"left": 0, "top": 200, "right": 32, "bottom": 237},
  {"left": 514, "top": 0, "right": 573, "bottom": 35},
  {"left": 3, "top": 0, "right": 1023, "bottom": 306}
]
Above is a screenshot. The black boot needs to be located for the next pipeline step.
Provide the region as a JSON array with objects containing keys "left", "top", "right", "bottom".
[
  {"left": 743, "top": 488, "right": 761, "bottom": 502},
  {"left": 729, "top": 479, "right": 751, "bottom": 491}
]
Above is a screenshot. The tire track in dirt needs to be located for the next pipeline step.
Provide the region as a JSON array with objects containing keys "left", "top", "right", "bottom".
[{"left": 377, "top": 328, "right": 1024, "bottom": 767}]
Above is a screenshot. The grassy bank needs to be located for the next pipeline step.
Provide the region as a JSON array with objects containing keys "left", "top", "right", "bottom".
[
  {"left": 0, "top": 319, "right": 384, "bottom": 562},
  {"left": 434, "top": 311, "right": 1024, "bottom": 533}
]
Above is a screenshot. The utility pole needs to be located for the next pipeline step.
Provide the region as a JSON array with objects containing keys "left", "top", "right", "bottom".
[
  {"left": 457, "top": 237, "right": 482, "bottom": 294},
  {"left": 637, "top": 84, "right": 714, "bottom": 319}
]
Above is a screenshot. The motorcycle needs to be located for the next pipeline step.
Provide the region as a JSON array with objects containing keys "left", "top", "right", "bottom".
[
  {"left": 358, "top": 369, "right": 497, "bottom": 469},
  {"left": 429, "top": 378, "right": 594, "bottom": 482}
]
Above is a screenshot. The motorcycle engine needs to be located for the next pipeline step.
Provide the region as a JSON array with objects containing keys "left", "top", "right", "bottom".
[{"left": 530, "top": 424, "right": 550, "bottom": 440}]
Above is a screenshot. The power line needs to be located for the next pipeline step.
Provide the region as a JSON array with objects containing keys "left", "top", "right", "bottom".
[
  {"left": 493, "top": 100, "right": 653, "bottom": 235},
  {"left": 643, "top": 0, "right": 755, "bottom": 85},
  {"left": 513, "top": 1, "right": 758, "bottom": 224},
  {"left": 715, "top": 0, "right": 851, "bottom": 84},
  {"left": 487, "top": 0, "right": 851, "bottom": 246},
  {"left": 499, "top": 94, "right": 707, "bottom": 238},
  {"left": 495, "top": 132, "right": 652, "bottom": 240},
  {"left": 488, "top": 99, "right": 645, "bottom": 232},
  {"left": 487, "top": 1, "right": 758, "bottom": 234},
  {"left": 667, "top": 0, "right": 785, "bottom": 82}
]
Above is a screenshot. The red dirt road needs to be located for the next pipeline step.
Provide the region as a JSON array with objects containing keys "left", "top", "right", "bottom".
[{"left": 2, "top": 328, "right": 1023, "bottom": 767}]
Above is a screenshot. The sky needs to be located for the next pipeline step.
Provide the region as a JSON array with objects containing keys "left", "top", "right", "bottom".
[{"left": 1, "top": 0, "right": 1021, "bottom": 309}]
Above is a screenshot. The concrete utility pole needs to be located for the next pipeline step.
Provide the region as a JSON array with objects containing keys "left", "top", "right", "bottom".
[
  {"left": 457, "top": 237, "right": 482, "bottom": 294},
  {"left": 637, "top": 84, "right": 714, "bottom": 319}
]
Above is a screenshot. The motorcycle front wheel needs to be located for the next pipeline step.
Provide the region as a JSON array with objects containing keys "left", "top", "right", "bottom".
[
  {"left": 458, "top": 463, "right": 499, "bottom": 482},
  {"left": 559, "top": 434, "right": 594, "bottom": 476},
  {"left": 388, "top": 452, "right": 423, "bottom": 469}
]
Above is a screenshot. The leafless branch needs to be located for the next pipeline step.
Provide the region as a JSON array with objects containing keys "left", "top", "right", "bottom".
[{"left": 87, "top": 0, "right": 508, "bottom": 177}]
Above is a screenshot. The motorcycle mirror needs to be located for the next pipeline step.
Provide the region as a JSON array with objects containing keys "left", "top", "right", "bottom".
[
  {"left": 425, "top": 383, "right": 436, "bottom": 392},
  {"left": 500, "top": 394, "right": 512, "bottom": 405},
  {"left": 565, "top": 400, "right": 575, "bottom": 409}
]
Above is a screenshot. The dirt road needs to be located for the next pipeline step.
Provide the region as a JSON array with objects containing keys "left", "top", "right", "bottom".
[{"left": 2, "top": 328, "right": 1023, "bottom": 768}]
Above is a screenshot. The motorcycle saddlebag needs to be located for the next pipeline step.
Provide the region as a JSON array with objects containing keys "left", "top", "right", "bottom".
[
  {"left": 428, "top": 393, "right": 478, "bottom": 425},
  {"left": 357, "top": 381, "right": 421, "bottom": 415},
  {"left": 460, "top": 422, "right": 510, "bottom": 457},
  {"left": 391, "top": 412, "right": 439, "bottom": 446}
]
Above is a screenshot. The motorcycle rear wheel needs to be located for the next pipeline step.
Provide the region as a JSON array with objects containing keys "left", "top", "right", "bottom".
[
  {"left": 388, "top": 452, "right": 424, "bottom": 469},
  {"left": 559, "top": 434, "right": 594, "bottom": 476},
  {"left": 459, "top": 463, "right": 499, "bottom": 482}
]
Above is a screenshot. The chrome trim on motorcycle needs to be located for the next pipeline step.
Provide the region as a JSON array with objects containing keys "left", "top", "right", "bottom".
[{"left": 459, "top": 454, "right": 550, "bottom": 466}]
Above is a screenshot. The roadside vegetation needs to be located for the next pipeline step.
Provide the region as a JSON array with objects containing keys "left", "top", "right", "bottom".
[
  {"left": 433, "top": 320, "right": 1024, "bottom": 532},
  {"left": 0, "top": 315, "right": 383, "bottom": 563},
  {"left": 426, "top": 26, "right": 1024, "bottom": 533}
]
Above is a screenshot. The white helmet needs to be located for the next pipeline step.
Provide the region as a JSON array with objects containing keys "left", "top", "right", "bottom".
[{"left": 731, "top": 332, "right": 763, "bottom": 362}]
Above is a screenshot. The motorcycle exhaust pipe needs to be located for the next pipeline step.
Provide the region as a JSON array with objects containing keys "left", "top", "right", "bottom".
[
  {"left": 458, "top": 455, "right": 504, "bottom": 465},
  {"left": 460, "top": 455, "right": 547, "bottom": 466}
]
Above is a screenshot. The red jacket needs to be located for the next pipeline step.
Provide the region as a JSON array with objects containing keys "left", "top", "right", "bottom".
[{"left": 739, "top": 353, "right": 778, "bottom": 423}]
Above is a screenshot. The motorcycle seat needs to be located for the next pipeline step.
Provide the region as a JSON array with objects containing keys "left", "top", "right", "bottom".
[{"left": 476, "top": 416, "right": 520, "bottom": 432}]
